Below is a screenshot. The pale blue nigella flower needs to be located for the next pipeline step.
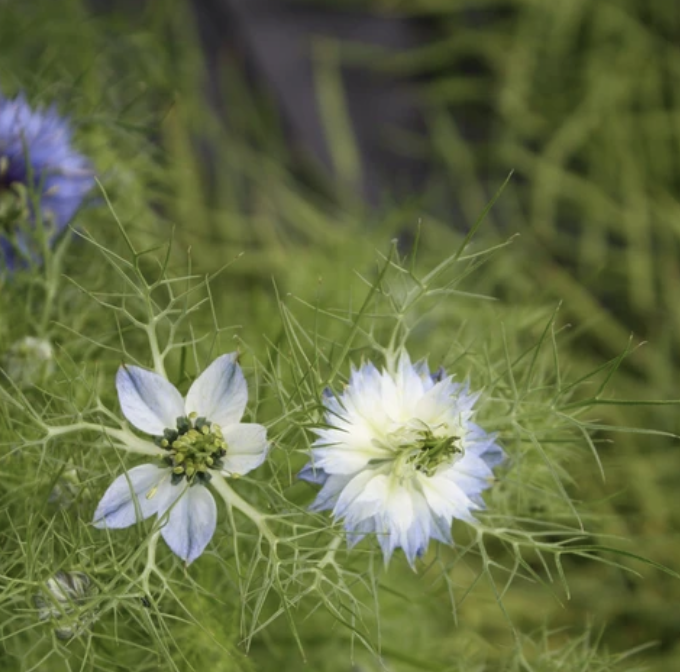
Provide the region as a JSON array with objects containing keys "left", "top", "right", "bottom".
[
  {"left": 0, "top": 93, "right": 94, "bottom": 270},
  {"left": 299, "top": 352, "right": 504, "bottom": 566},
  {"left": 93, "top": 354, "right": 270, "bottom": 565}
]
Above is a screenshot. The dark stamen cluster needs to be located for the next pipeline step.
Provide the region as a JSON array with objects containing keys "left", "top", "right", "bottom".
[{"left": 156, "top": 415, "right": 227, "bottom": 485}]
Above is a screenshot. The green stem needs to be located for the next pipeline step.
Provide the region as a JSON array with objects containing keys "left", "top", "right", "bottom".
[
  {"left": 139, "top": 531, "right": 161, "bottom": 595},
  {"left": 146, "top": 322, "right": 167, "bottom": 378},
  {"left": 318, "top": 534, "right": 342, "bottom": 570},
  {"left": 211, "top": 474, "right": 277, "bottom": 547},
  {"left": 46, "top": 422, "right": 160, "bottom": 456}
]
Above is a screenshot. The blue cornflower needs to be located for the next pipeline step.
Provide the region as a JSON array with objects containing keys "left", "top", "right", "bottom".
[
  {"left": 0, "top": 93, "right": 94, "bottom": 270},
  {"left": 299, "top": 352, "right": 505, "bottom": 566}
]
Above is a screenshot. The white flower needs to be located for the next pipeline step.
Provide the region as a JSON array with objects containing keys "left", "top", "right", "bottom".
[
  {"left": 93, "top": 353, "right": 269, "bottom": 564},
  {"left": 299, "top": 352, "right": 504, "bottom": 566}
]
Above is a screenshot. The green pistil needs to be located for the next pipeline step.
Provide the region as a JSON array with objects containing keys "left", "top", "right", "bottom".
[
  {"left": 156, "top": 415, "right": 227, "bottom": 485},
  {"left": 405, "top": 431, "right": 461, "bottom": 477}
]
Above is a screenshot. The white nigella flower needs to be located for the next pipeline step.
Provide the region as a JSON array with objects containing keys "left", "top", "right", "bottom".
[
  {"left": 93, "top": 353, "right": 269, "bottom": 564},
  {"left": 299, "top": 352, "right": 504, "bottom": 566}
]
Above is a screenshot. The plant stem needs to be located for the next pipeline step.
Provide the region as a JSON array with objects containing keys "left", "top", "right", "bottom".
[
  {"left": 140, "top": 531, "right": 161, "bottom": 595},
  {"left": 46, "top": 422, "right": 160, "bottom": 456},
  {"left": 318, "top": 534, "right": 342, "bottom": 570},
  {"left": 211, "top": 474, "right": 277, "bottom": 547}
]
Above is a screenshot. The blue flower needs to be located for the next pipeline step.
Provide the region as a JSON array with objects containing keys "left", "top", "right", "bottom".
[
  {"left": 299, "top": 352, "right": 505, "bottom": 566},
  {"left": 0, "top": 93, "right": 94, "bottom": 270},
  {"left": 93, "top": 354, "right": 270, "bottom": 565}
]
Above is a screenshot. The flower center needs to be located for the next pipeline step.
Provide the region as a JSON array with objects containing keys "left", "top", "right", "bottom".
[
  {"left": 404, "top": 431, "right": 462, "bottom": 477},
  {"left": 156, "top": 414, "right": 227, "bottom": 485}
]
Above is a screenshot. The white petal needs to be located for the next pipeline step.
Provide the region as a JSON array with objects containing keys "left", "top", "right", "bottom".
[
  {"left": 414, "top": 378, "right": 461, "bottom": 428},
  {"left": 339, "top": 364, "right": 393, "bottom": 435},
  {"left": 334, "top": 469, "right": 388, "bottom": 520},
  {"left": 157, "top": 484, "right": 217, "bottom": 564},
  {"left": 394, "top": 352, "right": 427, "bottom": 416},
  {"left": 419, "top": 472, "right": 478, "bottom": 523},
  {"left": 220, "top": 423, "right": 269, "bottom": 476},
  {"left": 311, "top": 439, "right": 389, "bottom": 475},
  {"left": 383, "top": 482, "right": 415, "bottom": 536},
  {"left": 452, "top": 452, "right": 494, "bottom": 480},
  {"left": 185, "top": 353, "right": 247, "bottom": 427},
  {"left": 93, "top": 464, "right": 168, "bottom": 529},
  {"left": 116, "top": 365, "right": 185, "bottom": 435},
  {"left": 347, "top": 473, "right": 392, "bottom": 521}
]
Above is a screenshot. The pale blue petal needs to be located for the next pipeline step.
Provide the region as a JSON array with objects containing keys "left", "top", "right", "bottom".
[
  {"left": 402, "top": 492, "right": 435, "bottom": 566},
  {"left": 309, "top": 473, "right": 353, "bottom": 512},
  {"left": 480, "top": 442, "right": 505, "bottom": 469},
  {"left": 93, "top": 464, "right": 168, "bottom": 529},
  {"left": 349, "top": 361, "right": 379, "bottom": 390},
  {"left": 345, "top": 517, "right": 376, "bottom": 548},
  {"left": 185, "top": 353, "right": 247, "bottom": 427},
  {"left": 298, "top": 462, "right": 329, "bottom": 486},
  {"left": 430, "top": 513, "right": 453, "bottom": 545},
  {"left": 116, "top": 365, "right": 185, "bottom": 436},
  {"left": 158, "top": 484, "right": 217, "bottom": 564},
  {"left": 375, "top": 515, "right": 398, "bottom": 564},
  {"left": 220, "top": 423, "right": 269, "bottom": 476},
  {"left": 430, "top": 366, "right": 446, "bottom": 384}
]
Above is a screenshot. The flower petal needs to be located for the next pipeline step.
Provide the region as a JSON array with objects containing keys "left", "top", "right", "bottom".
[
  {"left": 93, "top": 464, "right": 168, "bottom": 529},
  {"left": 298, "top": 462, "right": 329, "bottom": 486},
  {"left": 479, "top": 442, "right": 505, "bottom": 469},
  {"left": 400, "top": 488, "right": 434, "bottom": 566},
  {"left": 345, "top": 517, "right": 376, "bottom": 548},
  {"left": 157, "top": 484, "right": 217, "bottom": 565},
  {"left": 309, "top": 473, "right": 353, "bottom": 513},
  {"left": 333, "top": 469, "right": 388, "bottom": 520},
  {"left": 116, "top": 365, "right": 185, "bottom": 436},
  {"left": 220, "top": 423, "right": 269, "bottom": 476},
  {"left": 185, "top": 353, "right": 247, "bottom": 427},
  {"left": 419, "top": 472, "right": 479, "bottom": 524}
]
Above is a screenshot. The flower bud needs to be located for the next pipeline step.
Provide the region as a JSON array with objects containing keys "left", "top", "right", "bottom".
[
  {"left": 2, "top": 336, "right": 55, "bottom": 388},
  {"left": 33, "top": 570, "right": 97, "bottom": 639}
]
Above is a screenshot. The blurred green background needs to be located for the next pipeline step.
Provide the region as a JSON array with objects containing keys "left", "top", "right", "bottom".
[{"left": 1, "top": 0, "right": 679, "bottom": 670}]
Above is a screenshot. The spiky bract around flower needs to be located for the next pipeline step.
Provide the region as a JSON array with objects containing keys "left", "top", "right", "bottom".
[
  {"left": 93, "top": 354, "right": 270, "bottom": 564},
  {"left": 0, "top": 93, "right": 94, "bottom": 270},
  {"left": 300, "top": 353, "right": 504, "bottom": 566}
]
